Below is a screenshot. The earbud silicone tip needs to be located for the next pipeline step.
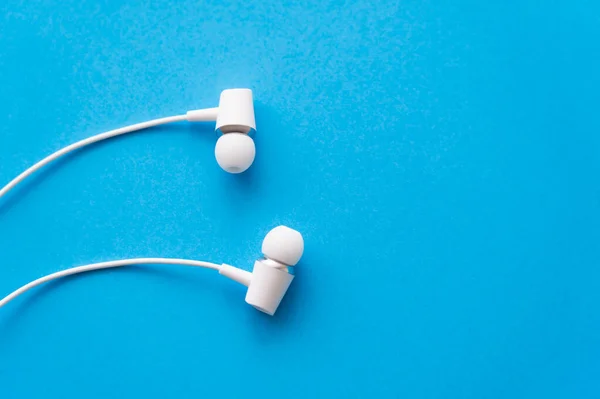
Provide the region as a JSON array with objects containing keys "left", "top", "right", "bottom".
[
  {"left": 214, "top": 133, "right": 255, "bottom": 174},
  {"left": 262, "top": 226, "right": 304, "bottom": 266}
]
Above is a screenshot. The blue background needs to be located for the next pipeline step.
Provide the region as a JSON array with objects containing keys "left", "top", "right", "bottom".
[{"left": 0, "top": 1, "right": 598, "bottom": 398}]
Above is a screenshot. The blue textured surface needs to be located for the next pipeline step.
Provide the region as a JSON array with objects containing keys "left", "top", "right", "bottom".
[{"left": 0, "top": 1, "right": 599, "bottom": 398}]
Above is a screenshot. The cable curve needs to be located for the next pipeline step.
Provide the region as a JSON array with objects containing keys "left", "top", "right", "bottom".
[
  {"left": 0, "top": 258, "right": 221, "bottom": 309},
  {"left": 0, "top": 114, "right": 187, "bottom": 201}
]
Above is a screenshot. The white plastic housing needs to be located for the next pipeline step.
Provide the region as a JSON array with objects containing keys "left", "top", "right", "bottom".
[
  {"left": 262, "top": 226, "right": 304, "bottom": 266},
  {"left": 216, "top": 89, "right": 256, "bottom": 134},
  {"left": 245, "top": 260, "right": 294, "bottom": 315}
]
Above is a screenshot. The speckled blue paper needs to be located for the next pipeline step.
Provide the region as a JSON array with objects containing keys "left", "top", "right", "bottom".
[{"left": 0, "top": 1, "right": 599, "bottom": 398}]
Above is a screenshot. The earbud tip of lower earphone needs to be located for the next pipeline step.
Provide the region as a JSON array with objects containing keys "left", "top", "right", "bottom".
[
  {"left": 262, "top": 226, "right": 304, "bottom": 266},
  {"left": 215, "top": 133, "right": 255, "bottom": 174}
]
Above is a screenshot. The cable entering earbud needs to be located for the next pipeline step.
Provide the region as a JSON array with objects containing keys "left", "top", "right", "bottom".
[
  {"left": 0, "top": 89, "right": 258, "bottom": 203},
  {"left": 0, "top": 258, "right": 221, "bottom": 309},
  {"left": 0, "top": 226, "right": 304, "bottom": 317}
]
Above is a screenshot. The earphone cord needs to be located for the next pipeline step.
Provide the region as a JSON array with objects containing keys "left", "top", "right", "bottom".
[
  {"left": 0, "top": 114, "right": 188, "bottom": 201},
  {"left": 0, "top": 258, "right": 221, "bottom": 309}
]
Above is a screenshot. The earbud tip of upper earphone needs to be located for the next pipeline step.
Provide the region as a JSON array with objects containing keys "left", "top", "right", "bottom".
[
  {"left": 215, "top": 133, "right": 255, "bottom": 174},
  {"left": 262, "top": 226, "right": 304, "bottom": 266}
]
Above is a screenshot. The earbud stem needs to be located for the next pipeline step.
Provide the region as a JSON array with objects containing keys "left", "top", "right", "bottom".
[
  {"left": 186, "top": 107, "right": 219, "bottom": 122},
  {"left": 219, "top": 264, "right": 252, "bottom": 287},
  {"left": 245, "top": 261, "right": 294, "bottom": 316}
]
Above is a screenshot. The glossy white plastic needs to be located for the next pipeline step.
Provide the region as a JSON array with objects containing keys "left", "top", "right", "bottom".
[
  {"left": 244, "top": 260, "right": 295, "bottom": 315},
  {"left": 215, "top": 88, "right": 256, "bottom": 134}
]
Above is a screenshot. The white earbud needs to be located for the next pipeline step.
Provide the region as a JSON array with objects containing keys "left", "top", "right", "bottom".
[
  {"left": 187, "top": 88, "right": 256, "bottom": 174},
  {"left": 219, "top": 226, "right": 305, "bottom": 315},
  {"left": 0, "top": 225, "right": 304, "bottom": 317},
  {"left": 0, "top": 86, "right": 302, "bottom": 320},
  {"left": 0, "top": 88, "right": 258, "bottom": 202}
]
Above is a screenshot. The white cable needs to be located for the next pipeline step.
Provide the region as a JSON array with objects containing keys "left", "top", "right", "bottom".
[
  {"left": 0, "top": 258, "right": 221, "bottom": 309},
  {"left": 0, "top": 114, "right": 188, "bottom": 200}
]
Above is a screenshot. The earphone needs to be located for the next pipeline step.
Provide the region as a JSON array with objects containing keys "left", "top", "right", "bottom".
[
  {"left": 0, "top": 88, "right": 257, "bottom": 202},
  {"left": 0, "top": 225, "right": 303, "bottom": 316},
  {"left": 188, "top": 88, "right": 257, "bottom": 173},
  {"left": 0, "top": 89, "right": 305, "bottom": 316}
]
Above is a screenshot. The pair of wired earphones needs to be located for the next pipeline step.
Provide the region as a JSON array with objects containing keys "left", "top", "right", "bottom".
[{"left": 0, "top": 89, "right": 304, "bottom": 316}]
